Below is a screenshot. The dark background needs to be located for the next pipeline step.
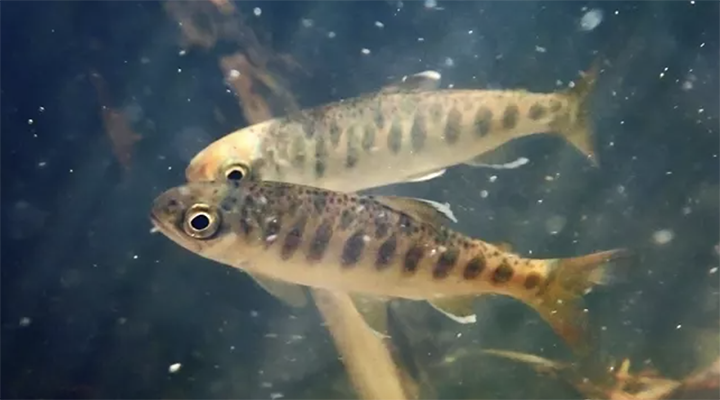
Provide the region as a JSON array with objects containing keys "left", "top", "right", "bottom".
[{"left": 2, "top": 1, "right": 718, "bottom": 398}]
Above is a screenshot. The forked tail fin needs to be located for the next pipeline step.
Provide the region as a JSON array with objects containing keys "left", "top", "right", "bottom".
[
  {"left": 557, "top": 60, "right": 602, "bottom": 166},
  {"left": 529, "top": 248, "right": 631, "bottom": 356}
]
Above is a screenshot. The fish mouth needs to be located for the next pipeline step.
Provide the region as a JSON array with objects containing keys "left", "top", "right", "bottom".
[{"left": 148, "top": 210, "right": 203, "bottom": 253}]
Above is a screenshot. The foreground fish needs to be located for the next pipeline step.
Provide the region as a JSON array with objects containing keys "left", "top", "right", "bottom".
[
  {"left": 185, "top": 65, "right": 600, "bottom": 191},
  {"left": 151, "top": 180, "right": 627, "bottom": 354}
]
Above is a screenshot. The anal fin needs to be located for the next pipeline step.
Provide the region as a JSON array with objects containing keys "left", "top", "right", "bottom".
[
  {"left": 427, "top": 297, "right": 477, "bottom": 324},
  {"left": 247, "top": 272, "right": 309, "bottom": 308}
]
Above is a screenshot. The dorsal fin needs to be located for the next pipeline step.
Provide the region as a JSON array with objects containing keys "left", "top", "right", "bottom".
[
  {"left": 380, "top": 70, "right": 442, "bottom": 94},
  {"left": 373, "top": 196, "right": 456, "bottom": 227}
]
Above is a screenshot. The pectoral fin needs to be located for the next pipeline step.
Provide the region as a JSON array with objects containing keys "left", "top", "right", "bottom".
[
  {"left": 427, "top": 297, "right": 477, "bottom": 324},
  {"left": 382, "top": 70, "right": 442, "bottom": 93},
  {"left": 405, "top": 169, "right": 446, "bottom": 183},
  {"left": 374, "top": 196, "right": 456, "bottom": 226},
  {"left": 247, "top": 272, "right": 309, "bottom": 308},
  {"left": 464, "top": 156, "right": 529, "bottom": 170},
  {"left": 349, "top": 293, "right": 391, "bottom": 338}
]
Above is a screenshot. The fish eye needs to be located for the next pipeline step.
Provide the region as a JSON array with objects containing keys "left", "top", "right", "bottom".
[
  {"left": 222, "top": 162, "right": 250, "bottom": 182},
  {"left": 183, "top": 204, "right": 220, "bottom": 239}
]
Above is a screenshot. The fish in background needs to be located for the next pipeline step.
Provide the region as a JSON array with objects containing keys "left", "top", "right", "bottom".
[
  {"left": 150, "top": 179, "right": 629, "bottom": 355},
  {"left": 185, "top": 63, "right": 600, "bottom": 192}
]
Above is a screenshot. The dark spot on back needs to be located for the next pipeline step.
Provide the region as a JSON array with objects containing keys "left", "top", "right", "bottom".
[
  {"left": 308, "top": 220, "right": 334, "bottom": 261},
  {"left": 341, "top": 231, "right": 366, "bottom": 267},
  {"left": 524, "top": 273, "right": 542, "bottom": 290},
  {"left": 313, "top": 194, "right": 327, "bottom": 213},
  {"left": 374, "top": 213, "right": 390, "bottom": 238},
  {"left": 464, "top": 255, "right": 486, "bottom": 279},
  {"left": 474, "top": 107, "right": 492, "bottom": 137},
  {"left": 340, "top": 209, "right": 354, "bottom": 230},
  {"left": 404, "top": 245, "right": 424, "bottom": 274},
  {"left": 492, "top": 261, "right": 514, "bottom": 284},
  {"left": 444, "top": 107, "right": 462, "bottom": 144},
  {"left": 410, "top": 112, "right": 427, "bottom": 151},
  {"left": 528, "top": 103, "right": 547, "bottom": 120},
  {"left": 434, "top": 248, "right": 458, "bottom": 279},
  {"left": 398, "top": 214, "right": 413, "bottom": 235},
  {"left": 362, "top": 125, "right": 376, "bottom": 152},
  {"left": 376, "top": 234, "right": 397, "bottom": 269},
  {"left": 388, "top": 120, "right": 403, "bottom": 154},
  {"left": 281, "top": 215, "right": 307, "bottom": 259},
  {"left": 502, "top": 104, "right": 519, "bottom": 130}
]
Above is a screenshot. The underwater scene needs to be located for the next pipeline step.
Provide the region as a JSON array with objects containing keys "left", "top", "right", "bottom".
[{"left": 2, "top": 1, "right": 719, "bottom": 399}]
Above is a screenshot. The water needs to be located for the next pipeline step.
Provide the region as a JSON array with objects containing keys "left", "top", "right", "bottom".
[{"left": 2, "top": 1, "right": 718, "bottom": 398}]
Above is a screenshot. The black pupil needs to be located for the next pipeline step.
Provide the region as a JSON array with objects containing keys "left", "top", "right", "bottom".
[
  {"left": 226, "top": 168, "right": 244, "bottom": 181},
  {"left": 190, "top": 213, "right": 210, "bottom": 230}
]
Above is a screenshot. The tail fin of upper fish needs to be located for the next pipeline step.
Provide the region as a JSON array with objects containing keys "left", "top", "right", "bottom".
[
  {"left": 557, "top": 61, "right": 601, "bottom": 166},
  {"left": 529, "top": 248, "right": 631, "bottom": 356}
]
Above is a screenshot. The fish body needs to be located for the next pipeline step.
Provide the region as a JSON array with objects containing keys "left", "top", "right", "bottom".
[
  {"left": 185, "top": 66, "right": 599, "bottom": 191},
  {"left": 151, "top": 180, "right": 627, "bottom": 354}
]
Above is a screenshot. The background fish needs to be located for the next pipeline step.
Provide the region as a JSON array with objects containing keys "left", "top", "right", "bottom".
[
  {"left": 185, "top": 65, "right": 599, "bottom": 192},
  {"left": 150, "top": 180, "right": 628, "bottom": 355}
]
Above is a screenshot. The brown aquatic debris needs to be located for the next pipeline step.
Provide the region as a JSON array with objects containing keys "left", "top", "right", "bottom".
[{"left": 88, "top": 70, "right": 141, "bottom": 171}]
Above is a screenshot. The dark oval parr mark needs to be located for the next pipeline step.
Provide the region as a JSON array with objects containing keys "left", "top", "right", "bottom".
[
  {"left": 308, "top": 220, "right": 333, "bottom": 262},
  {"left": 341, "top": 231, "right": 366, "bottom": 267},
  {"left": 375, "top": 234, "right": 397, "bottom": 269},
  {"left": 474, "top": 107, "right": 493, "bottom": 137},
  {"left": 463, "top": 255, "right": 486, "bottom": 280},
  {"left": 433, "top": 248, "right": 458, "bottom": 279},
  {"left": 502, "top": 104, "right": 519, "bottom": 130}
]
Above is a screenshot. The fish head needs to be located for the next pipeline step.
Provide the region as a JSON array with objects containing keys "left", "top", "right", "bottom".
[
  {"left": 185, "top": 127, "right": 263, "bottom": 184},
  {"left": 150, "top": 181, "right": 250, "bottom": 260}
]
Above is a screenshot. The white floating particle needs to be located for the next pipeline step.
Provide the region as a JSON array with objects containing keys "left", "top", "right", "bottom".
[
  {"left": 676, "top": 324, "right": 682, "bottom": 330},
  {"left": 250, "top": 310, "right": 259, "bottom": 317},
  {"left": 361, "top": 48, "right": 371, "bottom": 55},
  {"left": 38, "top": 106, "right": 45, "bottom": 112},
  {"left": 374, "top": 21, "right": 384, "bottom": 28},
  {"left": 177, "top": 68, "right": 182, "bottom": 73},
  {"left": 480, "top": 190, "right": 488, "bottom": 198},
  {"left": 28, "top": 119, "right": 34, "bottom": 125},
  {"left": 19, "top": 317, "right": 31, "bottom": 327},
  {"left": 169, "top": 363, "right": 182, "bottom": 373},
  {"left": 133, "top": 254, "right": 138, "bottom": 260},
  {"left": 327, "top": 31, "right": 336, "bottom": 38},
  {"left": 698, "top": 108, "right": 704, "bottom": 114},
  {"left": 444, "top": 57, "right": 454, "bottom": 67},
  {"left": 467, "top": 30, "right": 473, "bottom": 34},
  {"left": 253, "top": 7, "right": 262, "bottom": 16},
  {"left": 709, "top": 267, "right": 718, "bottom": 275},
  {"left": 270, "top": 393, "right": 284, "bottom": 400},
  {"left": 301, "top": 19, "right": 313, "bottom": 28},
  {"left": 579, "top": 9, "right": 603, "bottom": 31},
  {"left": 179, "top": 50, "right": 186, "bottom": 56},
  {"left": 535, "top": 45, "right": 547, "bottom": 53},
  {"left": 488, "top": 175, "right": 497, "bottom": 183},
  {"left": 38, "top": 161, "right": 47, "bottom": 168},
  {"left": 652, "top": 229, "right": 674, "bottom": 245},
  {"left": 424, "top": 0, "right": 437, "bottom": 9},
  {"left": 700, "top": 42, "right": 705, "bottom": 47},
  {"left": 417, "top": 37, "right": 425, "bottom": 42}
]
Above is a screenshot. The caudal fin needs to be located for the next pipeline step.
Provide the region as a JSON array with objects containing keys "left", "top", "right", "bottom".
[
  {"left": 557, "top": 60, "right": 601, "bottom": 166},
  {"left": 530, "top": 248, "right": 631, "bottom": 356}
]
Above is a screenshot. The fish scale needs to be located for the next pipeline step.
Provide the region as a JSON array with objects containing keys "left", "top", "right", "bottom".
[{"left": 151, "top": 180, "right": 629, "bottom": 355}]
